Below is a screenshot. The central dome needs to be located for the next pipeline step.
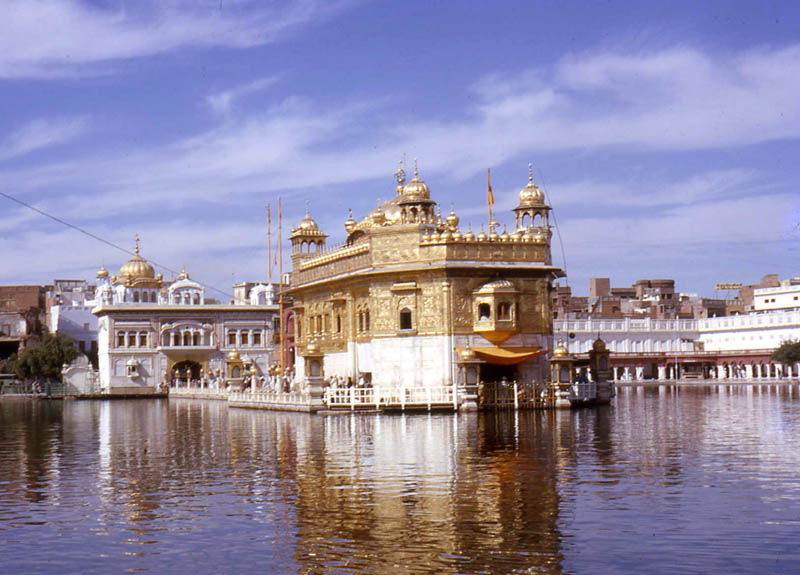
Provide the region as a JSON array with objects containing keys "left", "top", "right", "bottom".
[{"left": 119, "top": 238, "right": 155, "bottom": 280}]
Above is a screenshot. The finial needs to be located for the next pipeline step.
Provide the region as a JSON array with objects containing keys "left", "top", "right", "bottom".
[
  {"left": 305, "top": 200, "right": 310, "bottom": 216},
  {"left": 528, "top": 163, "right": 533, "bottom": 183},
  {"left": 348, "top": 207, "right": 353, "bottom": 218},
  {"left": 134, "top": 235, "right": 140, "bottom": 255},
  {"left": 414, "top": 158, "right": 419, "bottom": 178},
  {"left": 395, "top": 160, "right": 406, "bottom": 186},
  {"left": 450, "top": 203, "right": 455, "bottom": 215}
]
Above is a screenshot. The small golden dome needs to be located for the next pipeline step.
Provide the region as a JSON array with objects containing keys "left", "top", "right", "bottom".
[
  {"left": 344, "top": 208, "right": 357, "bottom": 233},
  {"left": 97, "top": 265, "right": 109, "bottom": 278},
  {"left": 477, "top": 226, "right": 488, "bottom": 241},
  {"left": 446, "top": 206, "right": 460, "bottom": 230},
  {"left": 250, "top": 365, "right": 258, "bottom": 376},
  {"left": 402, "top": 161, "right": 431, "bottom": 200},
  {"left": 119, "top": 237, "right": 155, "bottom": 281},
  {"left": 500, "top": 227, "right": 510, "bottom": 242},
  {"left": 371, "top": 203, "right": 386, "bottom": 225},
  {"left": 489, "top": 228, "right": 499, "bottom": 241},
  {"left": 459, "top": 346, "right": 477, "bottom": 360},
  {"left": 296, "top": 208, "right": 320, "bottom": 232},
  {"left": 592, "top": 337, "right": 607, "bottom": 352},
  {"left": 519, "top": 164, "right": 545, "bottom": 206},
  {"left": 553, "top": 339, "right": 569, "bottom": 358},
  {"left": 463, "top": 227, "right": 475, "bottom": 241},
  {"left": 534, "top": 230, "right": 548, "bottom": 243},
  {"left": 178, "top": 267, "right": 188, "bottom": 281},
  {"left": 227, "top": 351, "right": 241, "bottom": 361}
]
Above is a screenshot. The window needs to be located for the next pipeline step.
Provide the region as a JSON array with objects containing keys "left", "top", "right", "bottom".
[
  {"left": 117, "top": 331, "right": 126, "bottom": 347},
  {"left": 183, "top": 332, "right": 191, "bottom": 346},
  {"left": 365, "top": 310, "right": 370, "bottom": 331},
  {"left": 83, "top": 322, "right": 90, "bottom": 330},
  {"left": 133, "top": 291, "right": 140, "bottom": 303},
  {"left": 399, "top": 308, "right": 412, "bottom": 330},
  {"left": 336, "top": 314, "right": 342, "bottom": 334},
  {"left": 253, "top": 331, "right": 262, "bottom": 345},
  {"left": 478, "top": 303, "right": 491, "bottom": 320},
  {"left": 240, "top": 331, "right": 249, "bottom": 345},
  {"left": 498, "top": 302, "right": 511, "bottom": 320},
  {"left": 193, "top": 332, "right": 200, "bottom": 346},
  {"left": 228, "top": 330, "right": 236, "bottom": 345},
  {"left": 139, "top": 332, "right": 147, "bottom": 347}
]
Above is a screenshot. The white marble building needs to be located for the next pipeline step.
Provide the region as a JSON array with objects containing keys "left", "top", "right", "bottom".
[{"left": 93, "top": 240, "right": 281, "bottom": 395}]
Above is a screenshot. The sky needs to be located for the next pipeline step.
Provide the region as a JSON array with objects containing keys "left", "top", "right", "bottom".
[{"left": 1, "top": 0, "right": 799, "bottom": 299}]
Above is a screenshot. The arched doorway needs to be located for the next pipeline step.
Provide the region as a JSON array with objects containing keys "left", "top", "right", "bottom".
[{"left": 173, "top": 360, "right": 201, "bottom": 380}]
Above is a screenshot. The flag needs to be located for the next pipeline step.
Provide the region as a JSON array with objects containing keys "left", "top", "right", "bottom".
[{"left": 487, "top": 168, "right": 494, "bottom": 205}]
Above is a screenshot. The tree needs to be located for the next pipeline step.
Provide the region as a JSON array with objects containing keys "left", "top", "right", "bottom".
[
  {"left": 772, "top": 340, "right": 800, "bottom": 367},
  {"left": 15, "top": 333, "right": 79, "bottom": 381}
]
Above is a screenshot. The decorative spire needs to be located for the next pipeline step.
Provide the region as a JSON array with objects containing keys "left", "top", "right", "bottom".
[
  {"left": 134, "top": 235, "right": 140, "bottom": 256},
  {"left": 414, "top": 158, "right": 419, "bottom": 179},
  {"left": 305, "top": 200, "right": 310, "bottom": 216},
  {"left": 395, "top": 160, "right": 406, "bottom": 188},
  {"left": 528, "top": 162, "right": 533, "bottom": 184}
]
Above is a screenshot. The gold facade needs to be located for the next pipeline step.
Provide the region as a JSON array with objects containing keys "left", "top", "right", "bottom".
[{"left": 288, "top": 163, "right": 564, "bottom": 385}]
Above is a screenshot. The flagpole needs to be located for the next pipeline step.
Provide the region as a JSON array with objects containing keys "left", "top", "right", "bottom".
[
  {"left": 278, "top": 197, "right": 285, "bottom": 374},
  {"left": 267, "top": 203, "right": 272, "bottom": 285},
  {"left": 487, "top": 168, "right": 494, "bottom": 231}
]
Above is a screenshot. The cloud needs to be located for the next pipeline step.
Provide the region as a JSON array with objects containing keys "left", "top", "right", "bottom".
[
  {"left": 0, "top": 0, "right": 353, "bottom": 79},
  {"left": 206, "top": 76, "right": 280, "bottom": 117},
  {"left": 0, "top": 117, "right": 88, "bottom": 161}
]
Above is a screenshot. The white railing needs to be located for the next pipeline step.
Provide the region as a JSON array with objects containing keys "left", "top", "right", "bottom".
[{"left": 324, "top": 386, "right": 457, "bottom": 410}]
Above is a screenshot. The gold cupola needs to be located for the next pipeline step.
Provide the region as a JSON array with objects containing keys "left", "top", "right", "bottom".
[
  {"left": 97, "top": 265, "right": 109, "bottom": 279},
  {"left": 116, "top": 237, "right": 161, "bottom": 287},
  {"left": 402, "top": 161, "right": 431, "bottom": 201},
  {"left": 344, "top": 208, "right": 357, "bottom": 233},
  {"left": 518, "top": 163, "right": 545, "bottom": 206}
]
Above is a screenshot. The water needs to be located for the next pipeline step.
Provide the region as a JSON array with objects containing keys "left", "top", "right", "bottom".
[{"left": 1, "top": 385, "right": 799, "bottom": 574}]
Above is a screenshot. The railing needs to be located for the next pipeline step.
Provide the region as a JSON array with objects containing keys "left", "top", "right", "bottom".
[{"left": 323, "top": 386, "right": 457, "bottom": 410}]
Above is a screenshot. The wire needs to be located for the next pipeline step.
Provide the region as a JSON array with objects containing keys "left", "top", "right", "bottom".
[
  {"left": 535, "top": 170, "right": 569, "bottom": 286},
  {"left": 0, "top": 190, "right": 234, "bottom": 299}
]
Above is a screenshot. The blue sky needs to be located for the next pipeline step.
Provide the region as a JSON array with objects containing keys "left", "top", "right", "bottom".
[{"left": 1, "top": 0, "right": 799, "bottom": 298}]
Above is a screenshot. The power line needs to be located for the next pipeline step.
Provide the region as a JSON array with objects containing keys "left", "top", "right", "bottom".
[{"left": 0, "top": 190, "right": 234, "bottom": 299}]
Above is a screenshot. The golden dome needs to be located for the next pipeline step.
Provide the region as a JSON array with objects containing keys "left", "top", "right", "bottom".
[
  {"left": 227, "top": 351, "right": 241, "bottom": 361},
  {"left": 119, "top": 237, "right": 155, "bottom": 281},
  {"left": 446, "top": 206, "right": 460, "bottom": 230},
  {"left": 519, "top": 164, "right": 545, "bottom": 206},
  {"left": 296, "top": 209, "right": 320, "bottom": 232},
  {"left": 459, "top": 346, "right": 477, "bottom": 360},
  {"left": 97, "top": 265, "right": 109, "bottom": 278},
  {"left": 552, "top": 339, "right": 570, "bottom": 358},
  {"left": 402, "top": 161, "right": 431, "bottom": 201},
  {"left": 463, "top": 226, "right": 475, "bottom": 241},
  {"left": 178, "top": 267, "right": 189, "bottom": 281},
  {"left": 344, "top": 208, "right": 357, "bottom": 233},
  {"left": 477, "top": 227, "right": 488, "bottom": 241},
  {"left": 371, "top": 203, "right": 386, "bottom": 225}
]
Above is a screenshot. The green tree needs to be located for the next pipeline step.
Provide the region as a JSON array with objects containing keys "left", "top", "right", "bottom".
[
  {"left": 772, "top": 340, "right": 800, "bottom": 366},
  {"left": 15, "top": 333, "right": 79, "bottom": 380},
  {"left": 0, "top": 353, "right": 16, "bottom": 374}
]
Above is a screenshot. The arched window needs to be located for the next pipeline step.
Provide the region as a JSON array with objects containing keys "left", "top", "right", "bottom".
[
  {"left": 183, "top": 332, "right": 191, "bottom": 346},
  {"left": 336, "top": 314, "right": 342, "bottom": 334},
  {"left": 478, "top": 303, "right": 491, "bottom": 320},
  {"left": 399, "top": 308, "right": 412, "bottom": 330},
  {"left": 193, "top": 293, "right": 200, "bottom": 305},
  {"left": 498, "top": 302, "right": 511, "bottom": 320},
  {"left": 252, "top": 331, "right": 261, "bottom": 345},
  {"left": 522, "top": 213, "right": 531, "bottom": 227},
  {"left": 240, "top": 331, "right": 249, "bottom": 345},
  {"left": 228, "top": 330, "right": 237, "bottom": 345},
  {"left": 533, "top": 212, "right": 543, "bottom": 227},
  {"left": 365, "top": 309, "right": 370, "bottom": 331},
  {"left": 117, "top": 331, "right": 126, "bottom": 347},
  {"left": 151, "top": 291, "right": 157, "bottom": 303},
  {"left": 358, "top": 312, "right": 364, "bottom": 332},
  {"left": 139, "top": 331, "right": 147, "bottom": 347},
  {"left": 162, "top": 332, "right": 169, "bottom": 346},
  {"left": 133, "top": 291, "right": 140, "bottom": 303},
  {"left": 193, "top": 332, "right": 200, "bottom": 346},
  {"left": 232, "top": 366, "right": 240, "bottom": 378}
]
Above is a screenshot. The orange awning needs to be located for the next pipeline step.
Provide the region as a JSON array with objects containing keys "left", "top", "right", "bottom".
[{"left": 458, "top": 346, "right": 549, "bottom": 366}]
